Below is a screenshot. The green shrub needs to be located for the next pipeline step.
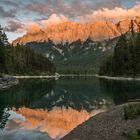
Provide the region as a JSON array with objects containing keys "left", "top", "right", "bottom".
[
  {"left": 124, "top": 103, "right": 140, "bottom": 120},
  {"left": 126, "top": 130, "right": 140, "bottom": 140}
]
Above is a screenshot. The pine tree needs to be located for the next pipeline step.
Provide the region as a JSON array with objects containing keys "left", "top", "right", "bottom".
[
  {"left": 0, "top": 25, "right": 54, "bottom": 75},
  {"left": 99, "top": 22, "right": 140, "bottom": 77},
  {"left": 0, "top": 25, "right": 6, "bottom": 73}
]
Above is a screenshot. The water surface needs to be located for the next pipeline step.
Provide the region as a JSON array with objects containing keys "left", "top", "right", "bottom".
[{"left": 0, "top": 77, "right": 140, "bottom": 140}]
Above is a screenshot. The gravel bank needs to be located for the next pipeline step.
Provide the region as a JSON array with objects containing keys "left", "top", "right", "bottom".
[{"left": 62, "top": 103, "right": 140, "bottom": 140}]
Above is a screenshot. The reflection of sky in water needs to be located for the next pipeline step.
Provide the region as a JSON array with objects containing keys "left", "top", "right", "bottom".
[{"left": 0, "top": 78, "right": 140, "bottom": 140}]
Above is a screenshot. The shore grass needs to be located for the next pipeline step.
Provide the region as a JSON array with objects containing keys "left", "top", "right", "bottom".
[{"left": 124, "top": 103, "right": 140, "bottom": 120}]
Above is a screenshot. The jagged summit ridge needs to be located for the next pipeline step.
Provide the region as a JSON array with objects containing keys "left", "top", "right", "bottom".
[
  {"left": 13, "top": 21, "right": 119, "bottom": 45},
  {"left": 13, "top": 17, "right": 140, "bottom": 45},
  {"left": 116, "top": 16, "right": 140, "bottom": 34}
]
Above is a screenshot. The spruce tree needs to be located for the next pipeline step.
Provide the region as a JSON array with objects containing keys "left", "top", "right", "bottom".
[
  {"left": 0, "top": 25, "right": 6, "bottom": 73},
  {"left": 99, "top": 20, "right": 140, "bottom": 77}
]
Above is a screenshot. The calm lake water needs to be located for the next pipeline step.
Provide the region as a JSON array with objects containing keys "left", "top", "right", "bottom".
[{"left": 0, "top": 77, "right": 140, "bottom": 140}]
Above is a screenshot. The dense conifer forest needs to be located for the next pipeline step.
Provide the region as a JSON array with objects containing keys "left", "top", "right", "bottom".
[
  {"left": 0, "top": 25, "right": 54, "bottom": 75},
  {"left": 99, "top": 21, "right": 140, "bottom": 77}
]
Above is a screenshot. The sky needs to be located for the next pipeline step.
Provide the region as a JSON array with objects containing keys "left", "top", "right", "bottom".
[{"left": 0, "top": 0, "right": 140, "bottom": 42}]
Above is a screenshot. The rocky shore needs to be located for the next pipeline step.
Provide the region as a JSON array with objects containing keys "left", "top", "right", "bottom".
[
  {"left": 62, "top": 103, "right": 140, "bottom": 140},
  {"left": 0, "top": 75, "right": 18, "bottom": 90}
]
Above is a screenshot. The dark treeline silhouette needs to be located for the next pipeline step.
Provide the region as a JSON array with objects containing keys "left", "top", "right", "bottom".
[
  {"left": 99, "top": 78, "right": 140, "bottom": 105},
  {"left": 99, "top": 21, "right": 140, "bottom": 77},
  {"left": 0, "top": 78, "right": 106, "bottom": 112},
  {"left": 0, "top": 25, "right": 7, "bottom": 73},
  {"left": 5, "top": 45, "right": 55, "bottom": 75},
  {"left": 1, "top": 77, "right": 140, "bottom": 112},
  {"left": 0, "top": 79, "right": 55, "bottom": 109},
  {"left": 0, "top": 25, "right": 55, "bottom": 75}
]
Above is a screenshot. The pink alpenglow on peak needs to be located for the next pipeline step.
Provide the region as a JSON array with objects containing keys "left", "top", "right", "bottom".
[{"left": 13, "top": 17, "right": 140, "bottom": 45}]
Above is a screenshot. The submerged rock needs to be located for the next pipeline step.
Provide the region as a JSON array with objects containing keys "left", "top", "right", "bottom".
[{"left": 0, "top": 75, "right": 18, "bottom": 90}]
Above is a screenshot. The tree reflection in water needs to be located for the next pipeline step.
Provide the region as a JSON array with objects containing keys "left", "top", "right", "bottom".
[{"left": 99, "top": 78, "right": 140, "bottom": 105}]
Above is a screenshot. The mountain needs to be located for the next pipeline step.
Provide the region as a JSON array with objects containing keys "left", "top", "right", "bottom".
[
  {"left": 13, "top": 21, "right": 120, "bottom": 45},
  {"left": 116, "top": 16, "right": 140, "bottom": 34},
  {"left": 13, "top": 17, "right": 140, "bottom": 74}
]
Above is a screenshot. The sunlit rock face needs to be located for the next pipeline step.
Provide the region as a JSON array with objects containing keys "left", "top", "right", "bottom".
[
  {"left": 13, "top": 17, "right": 140, "bottom": 46},
  {"left": 6, "top": 107, "right": 105, "bottom": 139},
  {"left": 13, "top": 21, "right": 120, "bottom": 45},
  {"left": 89, "top": 21, "right": 120, "bottom": 40},
  {"left": 117, "top": 16, "right": 140, "bottom": 34}
]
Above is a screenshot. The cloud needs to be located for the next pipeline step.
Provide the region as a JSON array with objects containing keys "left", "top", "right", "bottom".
[
  {"left": 23, "top": 0, "right": 140, "bottom": 22},
  {"left": 4, "top": 20, "right": 24, "bottom": 33},
  {"left": 23, "top": 1, "right": 140, "bottom": 25},
  {"left": 0, "top": 6, "right": 16, "bottom": 18},
  {"left": 93, "top": 0, "right": 122, "bottom": 9},
  {"left": 78, "top": 3, "right": 140, "bottom": 23},
  {"left": 0, "top": 0, "right": 138, "bottom": 21},
  {"left": 24, "top": 0, "right": 95, "bottom": 17},
  {"left": 41, "top": 14, "right": 68, "bottom": 26},
  {"left": 0, "top": 0, "right": 20, "bottom": 7},
  {"left": 0, "top": 0, "right": 139, "bottom": 20},
  {"left": 13, "top": 2, "right": 140, "bottom": 34},
  {"left": 2, "top": 1, "right": 140, "bottom": 35},
  {"left": 24, "top": 14, "right": 68, "bottom": 33},
  {"left": 25, "top": 0, "right": 52, "bottom": 15},
  {"left": 3, "top": 14, "right": 68, "bottom": 34}
]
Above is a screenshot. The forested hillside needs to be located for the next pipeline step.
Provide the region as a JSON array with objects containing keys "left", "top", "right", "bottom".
[
  {"left": 26, "top": 37, "right": 117, "bottom": 74},
  {"left": 99, "top": 21, "right": 140, "bottom": 77},
  {"left": 0, "top": 25, "right": 54, "bottom": 75}
]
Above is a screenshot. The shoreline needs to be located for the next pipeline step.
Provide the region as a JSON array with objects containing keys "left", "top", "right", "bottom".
[
  {"left": 62, "top": 102, "right": 140, "bottom": 140},
  {"left": 60, "top": 74, "right": 96, "bottom": 77},
  {"left": 10, "top": 74, "right": 140, "bottom": 81},
  {"left": 94, "top": 74, "right": 140, "bottom": 81},
  {"left": 58, "top": 74, "right": 140, "bottom": 81},
  {"left": 13, "top": 75, "right": 59, "bottom": 79}
]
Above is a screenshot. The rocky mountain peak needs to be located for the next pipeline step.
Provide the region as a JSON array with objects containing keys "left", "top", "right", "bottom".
[
  {"left": 13, "top": 17, "right": 140, "bottom": 46},
  {"left": 116, "top": 16, "right": 140, "bottom": 34},
  {"left": 13, "top": 21, "right": 120, "bottom": 45}
]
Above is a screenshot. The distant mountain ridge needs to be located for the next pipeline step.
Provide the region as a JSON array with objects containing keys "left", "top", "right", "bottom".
[{"left": 13, "top": 17, "right": 140, "bottom": 45}]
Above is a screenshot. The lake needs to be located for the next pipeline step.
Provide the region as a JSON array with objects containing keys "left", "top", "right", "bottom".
[{"left": 0, "top": 77, "right": 140, "bottom": 140}]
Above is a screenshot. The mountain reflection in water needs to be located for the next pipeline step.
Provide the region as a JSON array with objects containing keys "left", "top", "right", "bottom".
[
  {"left": 0, "top": 77, "right": 140, "bottom": 139},
  {"left": 7, "top": 107, "right": 104, "bottom": 139}
]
